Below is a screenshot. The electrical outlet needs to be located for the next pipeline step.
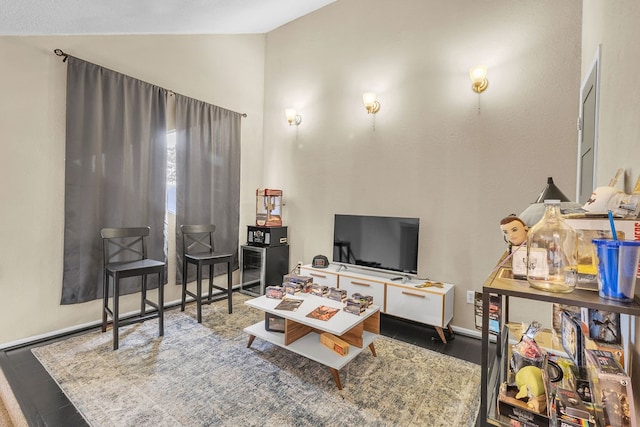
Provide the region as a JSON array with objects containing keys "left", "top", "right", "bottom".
[{"left": 466, "top": 290, "right": 475, "bottom": 304}]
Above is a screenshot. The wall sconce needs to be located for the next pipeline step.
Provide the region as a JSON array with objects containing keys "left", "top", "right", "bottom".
[
  {"left": 285, "top": 108, "right": 302, "bottom": 126},
  {"left": 469, "top": 66, "right": 489, "bottom": 93},
  {"left": 362, "top": 92, "right": 380, "bottom": 114}
]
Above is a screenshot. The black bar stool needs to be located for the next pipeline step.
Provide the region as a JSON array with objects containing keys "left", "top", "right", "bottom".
[
  {"left": 181, "top": 224, "right": 233, "bottom": 322},
  {"left": 100, "top": 226, "right": 165, "bottom": 350}
]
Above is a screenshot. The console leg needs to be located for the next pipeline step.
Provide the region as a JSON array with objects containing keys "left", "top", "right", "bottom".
[{"left": 435, "top": 326, "right": 447, "bottom": 344}]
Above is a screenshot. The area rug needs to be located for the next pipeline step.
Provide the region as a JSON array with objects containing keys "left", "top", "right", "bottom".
[{"left": 32, "top": 293, "right": 480, "bottom": 427}]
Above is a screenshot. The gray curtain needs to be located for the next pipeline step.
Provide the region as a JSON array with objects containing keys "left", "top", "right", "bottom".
[
  {"left": 62, "top": 56, "right": 168, "bottom": 304},
  {"left": 174, "top": 94, "right": 241, "bottom": 284}
]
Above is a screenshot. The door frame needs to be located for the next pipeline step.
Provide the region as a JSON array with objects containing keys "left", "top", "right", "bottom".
[{"left": 576, "top": 45, "right": 601, "bottom": 202}]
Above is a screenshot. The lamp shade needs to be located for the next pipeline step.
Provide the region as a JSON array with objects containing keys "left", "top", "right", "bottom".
[
  {"left": 469, "top": 66, "right": 487, "bottom": 83},
  {"left": 534, "top": 177, "right": 571, "bottom": 203},
  {"left": 362, "top": 92, "right": 377, "bottom": 107},
  {"left": 285, "top": 108, "right": 297, "bottom": 121}
]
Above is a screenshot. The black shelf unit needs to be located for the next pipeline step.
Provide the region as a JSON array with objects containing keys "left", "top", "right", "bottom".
[{"left": 480, "top": 261, "right": 640, "bottom": 426}]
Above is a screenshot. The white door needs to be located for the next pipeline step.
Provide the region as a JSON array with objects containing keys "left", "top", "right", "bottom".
[{"left": 577, "top": 48, "right": 600, "bottom": 204}]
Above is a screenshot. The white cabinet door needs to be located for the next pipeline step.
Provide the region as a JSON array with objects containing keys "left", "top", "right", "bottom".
[
  {"left": 338, "top": 274, "right": 386, "bottom": 311},
  {"left": 385, "top": 283, "right": 454, "bottom": 328},
  {"left": 300, "top": 266, "right": 339, "bottom": 288}
]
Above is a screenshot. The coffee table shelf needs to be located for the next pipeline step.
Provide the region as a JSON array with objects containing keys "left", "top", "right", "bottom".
[{"left": 244, "top": 321, "right": 377, "bottom": 371}]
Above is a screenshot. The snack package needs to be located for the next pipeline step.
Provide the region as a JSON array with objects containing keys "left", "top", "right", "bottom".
[{"left": 511, "top": 320, "right": 545, "bottom": 373}]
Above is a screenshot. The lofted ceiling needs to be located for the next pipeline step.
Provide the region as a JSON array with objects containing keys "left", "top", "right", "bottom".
[{"left": 0, "top": 0, "right": 336, "bottom": 35}]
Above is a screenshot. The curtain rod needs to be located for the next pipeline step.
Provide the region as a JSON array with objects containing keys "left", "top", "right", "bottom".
[{"left": 54, "top": 49, "right": 248, "bottom": 118}]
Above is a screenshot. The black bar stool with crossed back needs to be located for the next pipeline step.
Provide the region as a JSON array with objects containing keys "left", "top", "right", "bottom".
[
  {"left": 180, "top": 224, "right": 233, "bottom": 322},
  {"left": 100, "top": 226, "right": 165, "bottom": 350}
]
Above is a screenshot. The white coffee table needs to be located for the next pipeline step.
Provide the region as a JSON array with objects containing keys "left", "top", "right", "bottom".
[{"left": 244, "top": 294, "right": 380, "bottom": 389}]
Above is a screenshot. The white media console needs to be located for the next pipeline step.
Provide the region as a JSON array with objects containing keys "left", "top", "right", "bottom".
[{"left": 300, "top": 264, "right": 455, "bottom": 343}]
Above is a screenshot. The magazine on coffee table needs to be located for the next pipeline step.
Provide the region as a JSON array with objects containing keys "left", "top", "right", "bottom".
[
  {"left": 306, "top": 305, "right": 340, "bottom": 321},
  {"left": 274, "top": 298, "right": 304, "bottom": 311}
]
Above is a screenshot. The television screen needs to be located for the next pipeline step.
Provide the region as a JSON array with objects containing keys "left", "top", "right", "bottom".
[{"left": 333, "top": 214, "right": 419, "bottom": 274}]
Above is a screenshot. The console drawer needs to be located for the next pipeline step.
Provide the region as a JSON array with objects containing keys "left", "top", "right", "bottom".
[
  {"left": 300, "top": 267, "right": 339, "bottom": 288},
  {"left": 338, "top": 275, "right": 386, "bottom": 310},
  {"left": 385, "top": 283, "right": 453, "bottom": 328}
]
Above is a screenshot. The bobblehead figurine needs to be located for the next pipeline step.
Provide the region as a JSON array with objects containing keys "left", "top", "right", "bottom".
[
  {"left": 500, "top": 215, "right": 529, "bottom": 278},
  {"left": 499, "top": 215, "right": 529, "bottom": 250}
]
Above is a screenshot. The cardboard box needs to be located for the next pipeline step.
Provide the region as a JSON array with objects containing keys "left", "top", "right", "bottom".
[
  {"left": 584, "top": 338, "right": 624, "bottom": 367},
  {"left": 309, "top": 284, "right": 328, "bottom": 297},
  {"left": 553, "top": 387, "right": 597, "bottom": 426},
  {"left": 283, "top": 274, "right": 313, "bottom": 292},
  {"left": 320, "top": 332, "right": 349, "bottom": 356},
  {"left": 497, "top": 382, "right": 550, "bottom": 427},
  {"left": 344, "top": 298, "right": 366, "bottom": 315},
  {"left": 561, "top": 311, "right": 585, "bottom": 367},
  {"left": 581, "top": 308, "right": 622, "bottom": 345},
  {"left": 265, "top": 286, "right": 284, "bottom": 299},
  {"left": 585, "top": 350, "right": 636, "bottom": 427},
  {"left": 474, "top": 292, "right": 501, "bottom": 336},
  {"left": 327, "top": 287, "right": 347, "bottom": 303},
  {"left": 351, "top": 293, "right": 373, "bottom": 308},
  {"left": 283, "top": 282, "right": 303, "bottom": 295}
]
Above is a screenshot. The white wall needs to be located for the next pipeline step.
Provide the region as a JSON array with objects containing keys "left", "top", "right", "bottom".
[
  {"left": 583, "top": 0, "right": 640, "bottom": 191},
  {"left": 582, "top": 0, "right": 640, "bottom": 413},
  {"left": 263, "top": 0, "right": 582, "bottom": 332},
  {"left": 0, "top": 0, "right": 590, "bottom": 346},
  {"left": 0, "top": 35, "right": 265, "bottom": 345}
]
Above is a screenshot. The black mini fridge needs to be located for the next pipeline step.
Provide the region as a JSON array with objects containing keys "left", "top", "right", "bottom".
[{"left": 240, "top": 245, "right": 289, "bottom": 296}]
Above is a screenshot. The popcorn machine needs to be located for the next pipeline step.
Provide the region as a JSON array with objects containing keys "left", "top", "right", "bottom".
[{"left": 256, "top": 188, "right": 282, "bottom": 226}]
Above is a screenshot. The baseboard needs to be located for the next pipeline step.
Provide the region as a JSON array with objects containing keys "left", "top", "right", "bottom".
[
  {"left": 451, "top": 325, "right": 498, "bottom": 343},
  {"left": 2, "top": 288, "right": 491, "bottom": 351},
  {"left": 450, "top": 325, "right": 482, "bottom": 339},
  {"left": 0, "top": 286, "right": 243, "bottom": 351}
]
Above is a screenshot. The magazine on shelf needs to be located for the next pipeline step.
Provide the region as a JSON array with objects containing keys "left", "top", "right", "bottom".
[
  {"left": 306, "top": 305, "right": 340, "bottom": 321},
  {"left": 274, "top": 298, "right": 304, "bottom": 311}
]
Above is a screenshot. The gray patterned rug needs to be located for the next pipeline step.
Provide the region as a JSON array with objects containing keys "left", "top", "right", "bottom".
[{"left": 32, "top": 293, "right": 480, "bottom": 426}]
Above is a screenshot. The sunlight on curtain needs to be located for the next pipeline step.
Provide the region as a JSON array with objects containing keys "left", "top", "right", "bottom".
[{"left": 174, "top": 94, "right": 242, "bottom": 285}]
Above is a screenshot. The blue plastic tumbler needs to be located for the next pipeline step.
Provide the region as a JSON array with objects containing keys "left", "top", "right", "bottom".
[{"left": 592, "top": 239, "right": 640, "bottom": 301}]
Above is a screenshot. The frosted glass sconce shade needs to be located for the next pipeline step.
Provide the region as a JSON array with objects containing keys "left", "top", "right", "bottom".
[
  {"left": 285, "top": 108, "right": 302, "bottom": 126},
  {"left": 469, "top": 66, "right": 489, "bottom": 93},
  {"left": 362, "top": 92, "right": 380, "bottom": 114}
]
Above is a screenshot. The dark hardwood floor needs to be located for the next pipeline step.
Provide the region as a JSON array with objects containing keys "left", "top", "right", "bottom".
[{"left": 1, "top": 296, "right": 485, "bottom": 427}]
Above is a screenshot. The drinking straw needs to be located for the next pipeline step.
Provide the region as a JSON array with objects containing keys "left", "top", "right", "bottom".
[{"left": 608, "top": 210, "right": 618, "bottom": 240}]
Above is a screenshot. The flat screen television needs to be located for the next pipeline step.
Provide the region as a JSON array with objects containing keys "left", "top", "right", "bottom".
[{"left": 333, "top": 214, "right": 419, "bottom": 274}]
